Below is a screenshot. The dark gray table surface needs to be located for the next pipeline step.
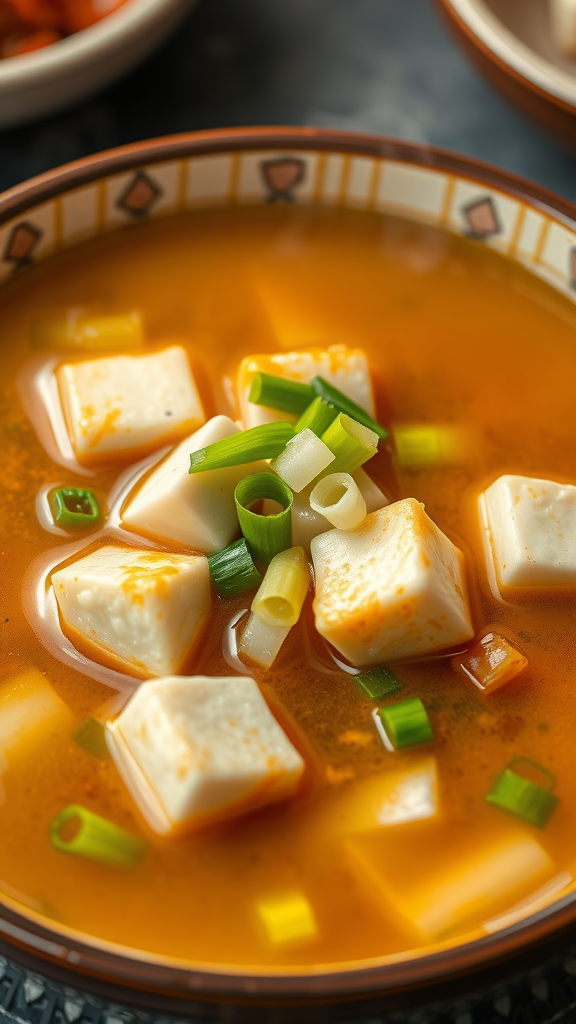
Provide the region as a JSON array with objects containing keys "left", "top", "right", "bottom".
[{"left": 1, "top": 0, "right": 576, "bottom": 202}]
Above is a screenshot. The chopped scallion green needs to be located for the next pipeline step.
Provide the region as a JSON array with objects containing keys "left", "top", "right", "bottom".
[
  {"left": 355, "top": 665, "right": 403, "bottom": 701},
  {"left": 295, "top": 396, "right": 338, "bottom": 436},
  {"left": 72, "top": 718, "right": 110, "bottom": 760},
  {"left": 207, "top": 538, "right": 263, "bottom": 598},
  {"left": 51, "top": 488, "right": 100, "bottom": 529},
  {"left": 248, "top": 373, "right": 315, "bottom": 416},
  {"left": 189, "top": 422, "right": 295, "bottom": 474},
  {"left": 49, "top": 805, "right": 146, "bottom": 868},
  {"left": 486, "top": 763, "right": 558, "bottom": 828},
  {"left": 321, "top": 413, "right": 378, "bottom": 475},
  {"left": 235, "top": 473, "right": 293, "bottom": 565},
  {"left": 312, "top": 376, "right": 388, "bottom": 440},
  {"left": 378, "top": 698, "right": 434, "bottom": 749}
]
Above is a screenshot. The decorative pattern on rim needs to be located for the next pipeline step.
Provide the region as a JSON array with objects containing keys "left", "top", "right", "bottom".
[{"left": 0, "top": 150, "right": 575, "bottom": 308}]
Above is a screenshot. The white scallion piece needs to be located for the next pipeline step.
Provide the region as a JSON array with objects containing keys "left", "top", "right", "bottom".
[
  {"left": 252, "top": 546, "right": 310, "bottom": 628},
  {"left": 238, "top": 612, "right": 291, "bottom": 669},
  {"left": 309, "top": 472, "right": 367, "bottom": 530},
  {"left": 270, "top": 428, "right": 335, "bottom": 493}
]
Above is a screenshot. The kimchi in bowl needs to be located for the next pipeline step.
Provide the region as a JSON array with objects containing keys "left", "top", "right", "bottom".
[{"left": 2, "top": 128, "right": 576, "bottom": 1021}]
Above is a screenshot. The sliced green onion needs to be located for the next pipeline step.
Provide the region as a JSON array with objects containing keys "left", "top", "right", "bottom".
[
  {"left": 309, "top": 472, "right": 366, "bottom": 529},
  {"left": 321, "top": 413, "right": 378, "bottom": 475},
  {"left": 235, "top": 472, "right": 293, "bottom": 564},
  {"left": 248, "top": 373, "right": 314, "bottom": 416},
  {"left": 378, "top": 698, "right": 434, "bottom": 749},
  {"left": 51, "top": 488, "right": 100, "bottom": 529},
  {"left": 189, "top": 422, "right": 295, "bottom": 474},
  {"left": 207, "top": 538, "right": 262, "bottom": 598},
  {"left": 355, "top": 665, "right": 403, "bottom": 701},
  {"left": 32, "top": 312, "right": 143, "bottom": 351},
  {"left": 72, "top": 718, "right": 110, "bottom": 760},
  {"left": 238, "top": 611, "right": 291, "bottom": 669},
  {"left": 295, "top": 396, "right": 338, "bottom": 436},
  {"left": 312, "top": 376, "right": 388, "bottom": 441},
  {"left": 49, "top": 805, "right": 146, "bottom": 868},
  {"left": 270, "top": 429, "right": 335, "bottom": 493},
  {"left": 486, "top": 764, "right": 558, "bottom": 828},
  {"left": 252, "top": 546, "right": 309, "bottom": 627}
]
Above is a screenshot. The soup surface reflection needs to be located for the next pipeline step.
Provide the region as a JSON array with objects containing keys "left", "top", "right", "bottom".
[{"left": 1, "top": 204, "right": 576, "bottom": 969}]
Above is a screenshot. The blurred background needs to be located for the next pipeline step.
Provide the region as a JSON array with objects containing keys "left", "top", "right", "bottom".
[{"left": 2, "top": 0, "right": 576, "bottom": 199}]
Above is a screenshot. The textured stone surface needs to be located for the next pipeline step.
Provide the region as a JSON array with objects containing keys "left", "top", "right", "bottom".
[{"left": 1, "top": 0, "right": 576, "bottom": 200}]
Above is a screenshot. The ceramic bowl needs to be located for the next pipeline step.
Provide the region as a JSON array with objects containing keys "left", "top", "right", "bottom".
[
  {"left": 0, "top": 0, "right": 196, "bottom": 130},
  {"left": 3, "top": 127, "right": 576, "bottom": 1021},
  {"left": 436, "top": 0, "right": 576, "bottom": 150}
]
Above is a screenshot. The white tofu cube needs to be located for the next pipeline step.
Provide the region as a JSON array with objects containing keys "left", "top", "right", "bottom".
[
  {"left": 481, "top": 474, "right": 576, "bottom": 590},
  {"left": 550, "top": 0, "right": 576, "bottom": 54},
  {"left": 56, "top": 345, "right": 205, "bottom": 464},
  {"left": 122, "top": 416, "right": 266, "bottom": 553},
  {"left": 346, "top": 828, "right": 554, "bottom": 941},
  {"left": 292, "top": 468, "right": 388, "bottom": 552},
  {"left": 106, "top": 675, "right": 305, "bottom": 834},
  {"left": 52, "top": 545, "right": 210, "bottom": 678},
  {"left": 0, "top": 668, "right": 74, "bottom": 761},
  {"left": 311, "top": 497, "right": 474, "bottom": 666},
  {"left": 326, "top": 759, "right": 438, "bottom": 838},
  {"left": 237, "top": 345, "right": 375, "bottom": 429}
]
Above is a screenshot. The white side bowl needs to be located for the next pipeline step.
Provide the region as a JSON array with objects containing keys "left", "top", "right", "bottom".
[{"left": 0, "top": 0, "right": 196, "bottom": 129}]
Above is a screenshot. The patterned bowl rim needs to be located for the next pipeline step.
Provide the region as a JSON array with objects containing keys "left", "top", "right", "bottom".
[{"left": 2, "top": 125, "right": 576, "bottom": 1002}]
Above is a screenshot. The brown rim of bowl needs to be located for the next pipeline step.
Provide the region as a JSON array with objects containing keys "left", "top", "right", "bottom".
[{"left": 2, "top": 125, "right": 576, "bottom": 1003}]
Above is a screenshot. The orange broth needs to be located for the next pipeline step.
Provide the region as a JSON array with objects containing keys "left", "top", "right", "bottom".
[{"left": 1, "top": 203, "right": 576, "bottom": 969}]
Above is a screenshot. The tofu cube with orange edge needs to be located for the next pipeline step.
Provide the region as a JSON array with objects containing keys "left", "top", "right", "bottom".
[
  {"left": 236, "top": 344, "right": 375, "bottom": 429},
  {"left": 452, "top": 632, "right": 528, "bottom": 694},
  {"left": 51, "top": 545, "right": 210, "bottom": 678},
  {"left": 0, "top": 668, "right": 74, "bottom": 761},
  {"left": 311, "top": 497, "right": 474, "bottom": 666},
  {"left": 106, "top": 676, "right": 305, "bottom": 835},
  {"left": 56, "top": 345, "right": 205, "bottom": 465}
]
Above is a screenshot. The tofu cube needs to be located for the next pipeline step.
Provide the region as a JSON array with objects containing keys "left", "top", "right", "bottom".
[
  {"left": 481, "top": 475, "right": 576, "bottom": 590},
  {"left": 237, "top": 345, "right": 375, "bottom": 429},
  {"left": 52, "top": 545, "right": 210, "bottom": 677},
  {"left": 550, "top": 0, "right": 576, "bottom": 55},
  {"left": 122, "top": 416, "right": 266, "bottom": 553},
  {"left": 346, "top": 828, "right": 554, "bottom": 941},
  {"left": 56, "top": 345, "right": 205, "bottom": 464},
  {"left": 257, "top": 893, "right": 318, "bottom": 946},
  {"left": 452, "top": 632, "right": 528, "bottom": 694},
  {"left": 327, "top": 759, "right": 438, "bottom": 837},
  {"left": 0, "top": 668, "right": 74, "bottom": 761},
  {"left": 311, "top": 497, "right": 474, "bottom": 666},
  {"left": 292, "top": 467, "right": 388, "bottom": 552},
  {"left": 106, "top": 675, "right": 305, "bottom": 834}
]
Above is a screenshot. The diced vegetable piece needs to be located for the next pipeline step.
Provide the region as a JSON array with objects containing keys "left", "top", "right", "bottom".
[
  {"left": 481, "top": 475, "right": 576, "bottom": 590},
  {"left": 57, "top": 346, "right": 204, "bottom": 465},
  {"left": 252, "top": 546, "right": 309, "bottom": 627},
  {"left": 248, "top": 372, "right": 314, "bottom": 416},
  {"left": 453, "top": 632, "right": 528, "bottom": 694},
  {"left": 189, "top": 422, "right": 295, "bottom": 474},
  {"left": 123, "top": 416, "right": 268, "bottom": 553},
  {"left": 312, "top": 376, "right": 388, "bottom": 441},
  {"left": 72, "top": 717, "right": 110, "bottom": 760},
  {"left": 49, "top": 805, "right": 146, "bottom": 868},
  {"left": 378, "top": 698, "right": 434, "bottom": 750},
  {"left": 237, "top": 346, "right": 375, "bottom": 429},
  {"left": 51, "top": 487, "right": 100, "bottom": 530},
  {"left": 311, "top": 499, "right": 474, "bottom": 666},
  {"left": 270, "top": 428, "right": 335, "bottom": 493},
  {"left": 52, "top": 545, "right": 210, "bottom": 678},
  {"left": 294, "top": 396, "right": 338, "bottom": 437},
  {"left": 0, "top": 668, "right": 74, "bottom": 759},
  {"left": 207, "top": 538, "right": 262, "bottom": 598},
  {"left": 354, "top": 665, "right": 402, "bottom": 701},
  {"left": 235, "top": 473, "right": 293, "bottom": 565},
  {"left": 238, "top": 612, "right": 291, "bottom": 669},
  {"left": 487, "top": 761, "right": 558, "bottom": 828},
  {"left": 345, "top": 828, "right": 555, "bottom": 941},
  {"left": 321, "top": 413, "right": 378, "bottom": 475},
  {"left": 393, "top": 425, "right": 469, "bottom": 470},
  {"left": 309, "top": 472, "right": 366, "bottom": 529},
  {"left": 107, "top": 676, "right": 304, "bottom": 834},
  {"left": 32, "top": 313, "right": 143, "bottom": 351},
  {"left": 257, "top": 893, "right": 318, "bottom": 945}
]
